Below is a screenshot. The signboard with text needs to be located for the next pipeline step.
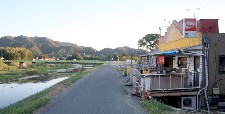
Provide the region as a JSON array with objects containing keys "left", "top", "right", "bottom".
[{"left": 183, "top": 18, "right": 197, "bottom": 38}]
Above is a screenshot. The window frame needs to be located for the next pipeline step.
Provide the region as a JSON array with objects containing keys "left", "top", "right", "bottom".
[{"left": 219, "top": 55, "right": 225, "bottom": 73}]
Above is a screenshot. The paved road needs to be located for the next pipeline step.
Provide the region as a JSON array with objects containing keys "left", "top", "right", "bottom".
[{"left": 36, "top": 62, "right": 147, "bottom": 114}]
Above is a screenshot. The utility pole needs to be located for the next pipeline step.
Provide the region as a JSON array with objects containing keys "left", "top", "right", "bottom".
[
  {"left": 187, "top": 8, "right": 203, "bottom": 18},
  {"left": 131, "top": 50, "right": 135, "bottom": 68}
]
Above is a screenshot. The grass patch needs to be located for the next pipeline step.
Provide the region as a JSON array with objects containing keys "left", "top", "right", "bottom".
[
  {"left": 140, "top": 100, "right": 174, "bottom": 114},
  {"left": 0, "top": 75, "right": 22, "bottom": 82},
  {"left": 0, "top": 64, "right": 102, "bottom": 114},
  {"left": 60, "top": 72, "right": 87, "bottom": 86}
]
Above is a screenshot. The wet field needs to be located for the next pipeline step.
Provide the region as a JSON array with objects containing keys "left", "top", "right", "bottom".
[{"left": 0, "top": 74, "right": 69, "bottom": 109}]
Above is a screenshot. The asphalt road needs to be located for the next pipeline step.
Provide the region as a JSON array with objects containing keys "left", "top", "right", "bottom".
[{"left": 36, "top": 62, "right": 147, "bottom": 114}]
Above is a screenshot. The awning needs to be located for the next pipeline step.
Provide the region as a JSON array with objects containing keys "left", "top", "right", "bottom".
[
  {"left": 161, "top": 50, "right": 201, "bottom": 56},
  {"left": 161, "top": 50, "right": 177, "bottom": 55},
  {"left": 146, "top": 46, "right": 203, "bottom": 56}
]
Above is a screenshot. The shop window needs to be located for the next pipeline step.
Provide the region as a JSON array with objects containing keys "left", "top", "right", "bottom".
[
  {"left": 178, "top": 57, "right": 187, "bottom": 68},
  {"left": 140, "top": 56, "right": 148, "bottom": 65},
  {"left": 219, "top": 55, "right": 225, "bottom": 73},
  {"left": 164, "top": 57, "right": 172, "bottom": 68}
]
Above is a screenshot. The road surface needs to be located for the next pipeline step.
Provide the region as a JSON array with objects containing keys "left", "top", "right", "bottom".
[{"left": 36, "top": 62, "right": 147, "bottom": 114}]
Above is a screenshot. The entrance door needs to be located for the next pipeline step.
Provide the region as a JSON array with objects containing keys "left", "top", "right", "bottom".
[{"left": 194, "top": 56, "right": 200, "bottom": 87}]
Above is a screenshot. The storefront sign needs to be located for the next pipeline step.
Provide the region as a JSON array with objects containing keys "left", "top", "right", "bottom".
[
  {"left": 157, "top": 56, "right": 165, "bottom": 64},
  {"left": 183, "top": 18, "right": 197, "bottom": 38}
]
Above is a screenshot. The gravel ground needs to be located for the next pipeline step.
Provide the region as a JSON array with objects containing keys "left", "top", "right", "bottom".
[{"left": 36, "top": 62, "right": 147, "bottom": 114}]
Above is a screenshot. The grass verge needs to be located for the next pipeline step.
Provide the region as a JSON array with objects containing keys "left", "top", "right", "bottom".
[
  {"left": 0, "top": 65, "right": 102, "bottom": 114},
  {"left": 140, "top": 100, "right": 174, "bottom": 114}
]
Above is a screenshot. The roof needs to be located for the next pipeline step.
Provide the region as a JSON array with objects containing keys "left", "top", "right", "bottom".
[
  {"left": 145, "top": 45, "right": 203, "bottom": 56},
  {"left": 147, "top": 48, "right": 160, "bottom": 56}
]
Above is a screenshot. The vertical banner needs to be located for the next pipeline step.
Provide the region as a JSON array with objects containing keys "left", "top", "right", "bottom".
[
  {"left": 183, "top": 18, "right": 197, "bottom": 38},
  {"left": 172, "top": 57, "right": 177, "bottom": 68},
  {"left": 157, "top": 56, "right": 165, "bottom": 64}
]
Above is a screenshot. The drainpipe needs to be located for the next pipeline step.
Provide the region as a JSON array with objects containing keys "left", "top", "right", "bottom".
[
  {"left": 196, "top": 42, "right": 209, "bottom": 112},
  {"left": 204, "top": 44, "right": 210, "bottom": 112}
]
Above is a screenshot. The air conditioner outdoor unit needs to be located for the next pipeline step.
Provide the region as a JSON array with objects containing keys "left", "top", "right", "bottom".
[{"left": 182, "top": 96, "right": 196, "bottom": 110}]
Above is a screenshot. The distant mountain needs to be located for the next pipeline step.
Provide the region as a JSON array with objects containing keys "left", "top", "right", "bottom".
[{"left": 0, "top": 35, "right": 146, "bottom": 59}]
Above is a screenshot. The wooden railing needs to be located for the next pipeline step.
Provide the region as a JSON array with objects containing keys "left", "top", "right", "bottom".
[
  {"left": 130, "top": 68, "right": 200, "bottom": 91},
  {"left": 146, "top": 73, "right": 187, "bottom": 90}
]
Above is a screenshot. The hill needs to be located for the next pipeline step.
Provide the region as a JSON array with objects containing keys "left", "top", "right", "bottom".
[{"left": 0, "top": 35, "right": 146, "bottom": 60}]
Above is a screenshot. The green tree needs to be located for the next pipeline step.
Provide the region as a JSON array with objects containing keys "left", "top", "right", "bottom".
[
  {"left": 120, "top": 55, "right": 127, "bottom": 61},
  {"left": 74, "top": 53, "right": 82, "bottom": 60},
  {"left": 138, "top": 34, "right": 159, "bottom": 51},
  {"left": 0, "top": 47, "right": 33, "bottom": 60},
  {"left": 66, "top": 55, "right": 73, "bottom": 60}
]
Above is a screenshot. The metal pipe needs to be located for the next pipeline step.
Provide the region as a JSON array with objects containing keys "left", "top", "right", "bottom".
[
  {"left": 159, "top": 75, "right": 161, "bottom": 89},
  {"left": 196, "top": 43, "right": 209, "bottom": 112},
  {"left": 204, "top": 45, "right": 210, "bottom": 112}
]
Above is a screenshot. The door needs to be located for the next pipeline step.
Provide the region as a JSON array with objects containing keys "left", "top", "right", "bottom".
[{"left": 194, "top": 56, "right": 200, "bottom": 87}]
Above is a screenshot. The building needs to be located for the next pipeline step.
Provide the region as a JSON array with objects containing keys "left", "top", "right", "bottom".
[{"left": 130, "top": 18, "right": 225, "bottom": 112}]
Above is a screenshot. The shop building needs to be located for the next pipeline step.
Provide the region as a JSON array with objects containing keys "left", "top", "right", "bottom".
[{"left": 131, "top": 18, "right": 225, "bottom": 111}]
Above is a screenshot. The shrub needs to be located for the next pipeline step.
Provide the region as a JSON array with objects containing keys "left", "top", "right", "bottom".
[{"left": 140, "top": 100, "right": 173, "bottom": 114}]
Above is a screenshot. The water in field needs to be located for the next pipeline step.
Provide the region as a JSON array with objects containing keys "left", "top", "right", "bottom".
[{"left": 0, "top": 76, "right": 68, "bottom": 109}]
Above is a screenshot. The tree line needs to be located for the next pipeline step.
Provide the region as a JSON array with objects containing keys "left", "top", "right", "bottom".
[
  {"left": 0, "top": 47, "right": 33, "bottom": 60},
  {"left": 0, "top": 35, "right": 154, "bottom": 61}
]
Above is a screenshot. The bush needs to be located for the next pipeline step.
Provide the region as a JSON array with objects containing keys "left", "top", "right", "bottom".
[
  {"left": 140, "top": 100, "right": 173, "bottom": 114},
  {"left": 0, "top": 62, "right": 17, "bottom": 72}
]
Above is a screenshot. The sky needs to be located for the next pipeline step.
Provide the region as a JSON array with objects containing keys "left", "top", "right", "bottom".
[{"left": 0, "top": 0, "right": 225, "bottom": 51}]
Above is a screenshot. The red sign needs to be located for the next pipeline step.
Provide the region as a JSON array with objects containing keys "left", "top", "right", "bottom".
[
  {"left": 157, "top": 56, "right": 165, "bottom": 64},
  {"left": 184, "top": 18, "right": 197, "bottom": 31},
  {"left": 183, "top": 18, "right": 197, "bottom": 38}
]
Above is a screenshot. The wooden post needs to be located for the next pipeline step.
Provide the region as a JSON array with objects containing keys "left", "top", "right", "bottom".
[
  {"left": 32, "top": 62, "right": 36, "bottom": 68},
  {"left": 18, "top": 62, "right": 24, "bottom": 69}
]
